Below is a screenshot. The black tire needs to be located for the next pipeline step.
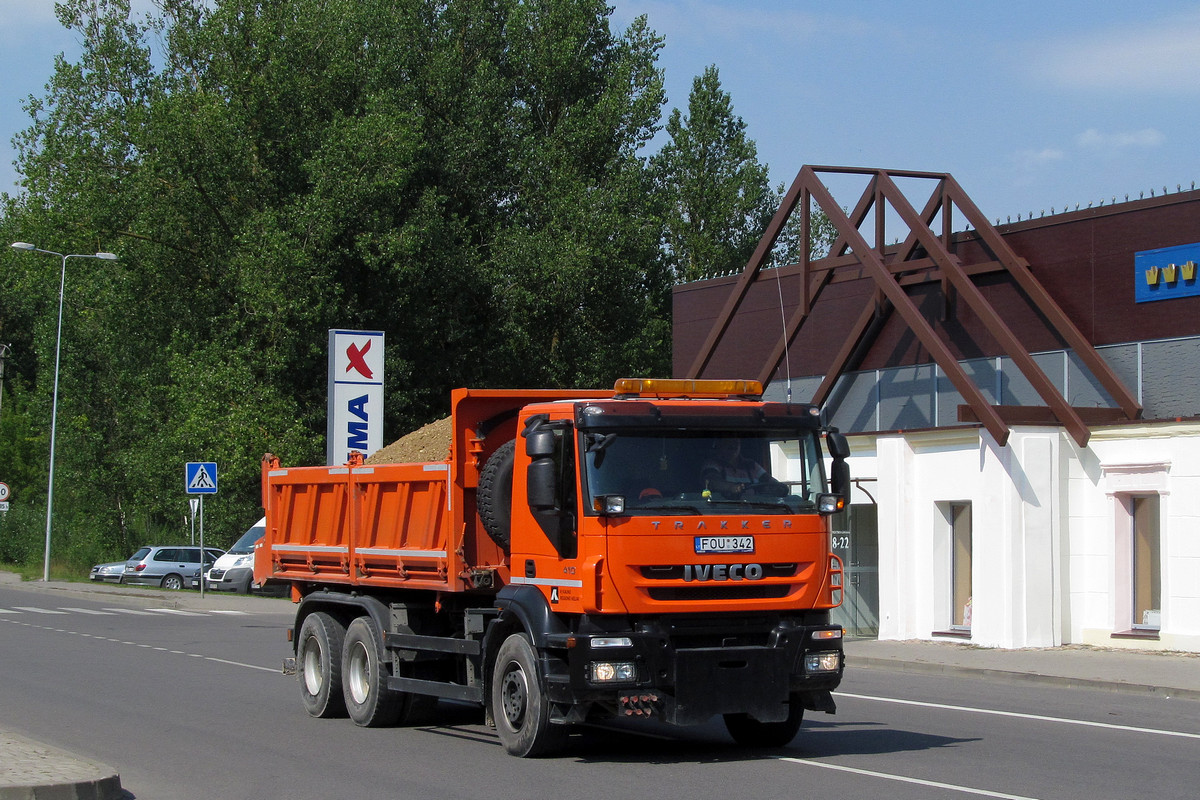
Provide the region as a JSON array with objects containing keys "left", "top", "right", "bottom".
[
  {"left": 235, "top": 572, "right": 253, "bottom": 594},
  {"left": 477, "top": 439, "right": 515, "bottom": 550},
  {"left": 491, "top": 632, "right": 567, "bottom": 757},
  {"left": 342, "top": 617, "right": 406, "bottom": 727},
  {"left": 723, "top": 698, "right": 804, "bottom": 748},
  {"left": 298, "top": 611, "right": 348, "bottom": 718},
  {"left": 161, "top": 573, "right": 184, "bottom": 591}
]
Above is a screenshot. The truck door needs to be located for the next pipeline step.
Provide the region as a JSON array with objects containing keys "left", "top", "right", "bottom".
[{"left": 514, "top": 420, "right": 589, "bottom": 609}]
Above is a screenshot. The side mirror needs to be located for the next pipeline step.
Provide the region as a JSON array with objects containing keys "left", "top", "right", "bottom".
[
  {"left": 527, "top": 458, "right": 558, "bottom": 509},
  {"left": 830, "top": 459, "right": 850, "bottom": 499},
  {"left": 825, "top": 431, "right": 850, "bottom": 460},
  {"left": 526, "top": 430, "right": 556, "bottom": 457}
]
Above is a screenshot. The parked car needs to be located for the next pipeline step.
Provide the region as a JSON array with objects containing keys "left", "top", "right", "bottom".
[
  {"left": 121, "top": 546, "right": 224, "bottom": 590},
  {"left": 205, "top": 517, "right": 278, "bottom": 594},
  {"left": 89, "top": 561, "right": 126, "bottom": 583}
]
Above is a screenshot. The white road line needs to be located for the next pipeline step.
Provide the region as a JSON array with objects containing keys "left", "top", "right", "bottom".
[
  {"left": 207, "top": 610, "right": 247, "bottom": 615},
  {"left": 58, "top": 607, "right": 117, "bottom": 615},
  {"left": 780, "top": 757, "right": 1041, "bottom": 800},
  {"left": 146, "top": 608, "right": 208, "bottom": 616},
  {"left": 0, "top": 608, "right": 20, "bottom": 614},
  {"left": 203, "top": 656, "right": 277, "bottom": 673},
  {"left": 11, "top": 606, "right": 68, "bottom": 614},
  {"left": 102, "top": 608, "right": 160, "bottom": 615},
  {"left": 837, "top": 692, "right": 1200, "bottom": 740}
]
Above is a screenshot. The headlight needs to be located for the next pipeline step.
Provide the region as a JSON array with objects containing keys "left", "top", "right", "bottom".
[
  {"left": 803, "top": 651, "right": 841, "bottom": 673},
  {"left": 588, "top": 662, "right": 638, "bottom": 683},
  {"left": 233, "top": 555, "right": 252, "bottom": 568}
]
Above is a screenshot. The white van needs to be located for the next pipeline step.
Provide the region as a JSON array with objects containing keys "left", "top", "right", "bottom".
[{"left": 205, "top": 517, "right": 277, "bottom": 594}]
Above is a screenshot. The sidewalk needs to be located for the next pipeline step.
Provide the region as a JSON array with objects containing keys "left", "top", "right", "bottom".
[
  {"left": 845, "top": 636, "right": 1200, "bottom": 700},
  {"left": 0, "top": 731, "right": 122, "bottom": 800},
  {"left": 2, "top": 572, "right": 1199, "bottom": 795}
]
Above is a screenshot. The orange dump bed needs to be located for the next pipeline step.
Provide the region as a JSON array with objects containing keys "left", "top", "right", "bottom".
[
  {"left": 259, "top": 456, "right": 468, "bottom": 592},
  {"left": 255, "top": 387, "right": 609, "bottom": 594}
]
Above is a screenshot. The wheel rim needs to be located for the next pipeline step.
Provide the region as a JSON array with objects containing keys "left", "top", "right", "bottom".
[
  {"left": 499, "top": 659, "right": 529, "bottom": 730},
  {"left": 346, "top": 640, "right": 371, "bottom": 705},
  {"left": 164, "top": 576, "right": 181, "bottom": 590},
  {"left": 302, "top": 638, "right": 324, "bottom": 696}
]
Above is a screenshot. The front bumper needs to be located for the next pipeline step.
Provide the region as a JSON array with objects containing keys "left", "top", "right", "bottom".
[
  {"left": 205, "top": 566, "right": 252, "bottom": 592},
  {"left": 547, "top": 614, "right": 843, "bottom": 726}
]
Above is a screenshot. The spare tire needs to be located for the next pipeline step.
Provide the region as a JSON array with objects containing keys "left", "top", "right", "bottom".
[{"left": 478, "top": 439, "right": 515, "bottom": 550}]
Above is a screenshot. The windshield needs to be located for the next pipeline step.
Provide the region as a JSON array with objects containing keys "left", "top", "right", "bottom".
[
  {"left": 229, "top": 524, "right": 265, "bottom": 554},
  {"left": 582, "top": 429, "right": 825, "bottom": 516}
]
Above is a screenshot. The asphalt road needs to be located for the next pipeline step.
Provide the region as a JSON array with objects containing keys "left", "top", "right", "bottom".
[{"left": 1, "top": 581, "right": 1198, "bottom": 799}]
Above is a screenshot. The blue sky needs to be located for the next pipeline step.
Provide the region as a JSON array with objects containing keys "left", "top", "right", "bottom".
[{"left": 4, "top": 1, "right": 1200, "bottom": 229}]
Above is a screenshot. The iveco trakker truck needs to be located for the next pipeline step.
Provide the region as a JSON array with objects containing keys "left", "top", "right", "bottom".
[{"left": 256, "top": 378, "right": 850, "bottom": 756}]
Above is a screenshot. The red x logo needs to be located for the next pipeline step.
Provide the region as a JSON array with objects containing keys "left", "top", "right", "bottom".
[{"left": 345, "top": 340, "right": 374, "bottom": 379}]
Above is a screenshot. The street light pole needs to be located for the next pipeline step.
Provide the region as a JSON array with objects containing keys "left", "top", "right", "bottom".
[
  {"left": 10, "top": 242, "right": 118, "bottom": 582},
  {"left": 0, "top": 342, "right": 11, "bottom": 421}
]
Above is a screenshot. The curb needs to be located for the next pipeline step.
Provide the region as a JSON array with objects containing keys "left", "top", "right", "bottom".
[{"left": 0, "top": 731, "right": 123, "bottom": 800}]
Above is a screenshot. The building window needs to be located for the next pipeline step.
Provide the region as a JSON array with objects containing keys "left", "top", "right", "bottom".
[
  {"left": 950, "top": 503, "right": 973, "bottom": 630},
  {"left": 1130, "top": 495, "right": 1161, "bottom": 631}
]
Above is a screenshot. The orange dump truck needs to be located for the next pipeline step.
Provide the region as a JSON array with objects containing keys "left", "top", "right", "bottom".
[{"left": 257, "top": 378, "right": 850, "bottom": 756}]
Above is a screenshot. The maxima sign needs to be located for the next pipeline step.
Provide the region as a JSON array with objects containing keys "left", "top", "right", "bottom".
[{"left": 327, "top": 329, "right": 384, "bottom": 465}]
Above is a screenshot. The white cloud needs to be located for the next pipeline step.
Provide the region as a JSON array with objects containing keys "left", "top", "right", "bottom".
[
  {"left": 1013, "top": 147, "right": 1065, "bottom": 168},
  {"left": 1031, "top": 11, "right": 1200, "bottom": 93},
  {"left": 1076, "top": 128, "right": 1165, "bottom": 151}
]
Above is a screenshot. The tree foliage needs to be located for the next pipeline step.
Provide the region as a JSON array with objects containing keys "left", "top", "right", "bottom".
[
  {"left": 652, "top": 65, "right": 836, "bottom": 280},
  {"left": 0, "top": 0, "right": 784, "bottom": 568}
]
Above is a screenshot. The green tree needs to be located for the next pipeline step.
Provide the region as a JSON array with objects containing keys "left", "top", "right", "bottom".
[
  {"left": 0, "top": 0, "right": 672, "bottom": 567},
  {"left": 652, "top": 65, "right": 776, "bottom": 281}
]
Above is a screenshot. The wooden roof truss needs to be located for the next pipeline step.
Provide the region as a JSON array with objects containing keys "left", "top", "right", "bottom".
[{"left": 684, "top": 166, "right": 1142, "bottom": 447}]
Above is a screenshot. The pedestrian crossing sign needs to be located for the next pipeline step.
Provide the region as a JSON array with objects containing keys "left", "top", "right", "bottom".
[{"left": 185, "top": 462, "right": 218, "bottom": 494}]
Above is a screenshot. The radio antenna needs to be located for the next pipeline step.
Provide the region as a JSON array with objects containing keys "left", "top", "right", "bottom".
[{"left": 773, "top": 259, "right": 792, "bottom": 403}]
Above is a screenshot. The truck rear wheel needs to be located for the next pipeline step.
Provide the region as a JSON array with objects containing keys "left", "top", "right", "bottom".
[
  {"left": 343, "top": 617, "right": 405, "bottom": 727},
  {"left": 491, "top": 633, "right": 567, "bottom": 757},
  {"left": 298, "top": 611, "right": 347, "bottom": 718},
  {"left": 723, "top": 698, "right": 804, "bottom": 748}
]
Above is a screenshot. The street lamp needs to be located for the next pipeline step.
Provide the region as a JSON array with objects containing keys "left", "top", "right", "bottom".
[{"left": 10, "top": 242, "right": 118, "bottom": 582}]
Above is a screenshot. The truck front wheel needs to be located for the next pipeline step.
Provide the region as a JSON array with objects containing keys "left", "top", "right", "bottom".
[
  {"left": 723, "top": 697, "right": 804, "bottom": 748},
  {"left": 491, "top": 633, "right": 567, "bottom": 757},
  {"left": 342, "top": 617, "right": 405, "bottom": 727},
  {"left": 298, "top": 611, "right": 347, "bottom": 718}
]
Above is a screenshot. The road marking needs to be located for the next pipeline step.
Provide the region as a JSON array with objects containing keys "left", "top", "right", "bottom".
[
  {"left": 203, "top": 656, "right": 277, "bottom": 673},
  {"left": 207, "top": 610, "right": 247, "bottom": 615},
  {"left": 102, "top": 608, "right": 160, "bottom": 615},
  {"left": 146, "top": 608, "right": 208, "bottom": 616},
  {"left": 1, "top": 616, "right": 282, "bottom": 674},
  {"left": 11, "top": 606, "right": 68, "bottom": 614},
  {"left": 837, "top": 692, "right": 1200, "bottom": 739},
  {"left": 59, "top": 607, "right": 117, "bottom": 615},
  {"left": 780, "top": 757, "right": 1041, "bottom": 800}
]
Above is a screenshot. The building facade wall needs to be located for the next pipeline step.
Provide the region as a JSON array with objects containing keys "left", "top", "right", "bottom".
[{"left": 842, "top": 422, "right": 1200, "bottom": 652}]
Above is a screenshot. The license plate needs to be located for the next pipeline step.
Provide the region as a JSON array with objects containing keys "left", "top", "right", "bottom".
[{"left": 694, "top": 536, "right": 755, "bottom": 554}]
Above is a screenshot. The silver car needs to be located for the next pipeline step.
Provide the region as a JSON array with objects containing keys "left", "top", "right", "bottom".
[
  {"left": 89, "top": 561, "right": 126, "bottom": 582},
  {"left": 121, "top": 546, "right": 223, "bottom": 590}
]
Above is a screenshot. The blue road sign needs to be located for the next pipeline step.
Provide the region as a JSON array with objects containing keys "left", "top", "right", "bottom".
[{"left": 185, "top": 462, "right": 218, "bottom": 494}]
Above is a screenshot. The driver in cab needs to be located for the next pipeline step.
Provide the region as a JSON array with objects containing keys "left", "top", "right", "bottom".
[{"left": 702, "top": 438, "right": 783, "bottom": 498}]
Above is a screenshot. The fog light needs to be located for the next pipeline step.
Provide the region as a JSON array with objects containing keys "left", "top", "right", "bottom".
[
  {"left": 589, "top": 661, "right": 637, "bottom": 683},
  {"left": 804, "top": 651, "right": 841, "bottom": 673}
]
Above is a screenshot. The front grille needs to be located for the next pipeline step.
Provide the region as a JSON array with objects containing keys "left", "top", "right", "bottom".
[
  {"left": 646, "top": 584, "right": 790, "bottom": 602},
  {"left": 640, "top": 563, "right": 798, "bottom": 580}
]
